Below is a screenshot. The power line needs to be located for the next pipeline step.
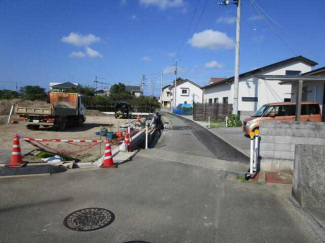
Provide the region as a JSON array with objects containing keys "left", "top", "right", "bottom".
[
  {"left": 179, "top": 0, "right": 209, "bottom": 62},
  {"left": 251, "top": 0, "right": 282, "bottom": 29},
  {"left": 175, "top": 0, "right": 202, "bottom": 58},
  {"left": 249, "top": 0, "right": 297, "bottom": 56}
]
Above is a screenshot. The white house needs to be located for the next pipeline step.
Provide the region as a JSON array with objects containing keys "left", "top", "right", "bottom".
[
  {"left": 203, "top": 56, "right": 317, "bottom": 114},
  {"left": 160, "top": 78, "right": 203, "bottom": 108}
]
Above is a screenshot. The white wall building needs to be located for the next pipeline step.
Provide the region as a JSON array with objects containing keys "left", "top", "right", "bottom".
[
  {"left": 203, "top": 56, "right": 317, "bottom": 113},
  {"left": 160, "top": 78, "right": 203, "bottom": 108}
]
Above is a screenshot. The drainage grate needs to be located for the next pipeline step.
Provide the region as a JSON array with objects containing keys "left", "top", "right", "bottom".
[{"left": 63, "top": 208, "right": 115, "bottom": 232}]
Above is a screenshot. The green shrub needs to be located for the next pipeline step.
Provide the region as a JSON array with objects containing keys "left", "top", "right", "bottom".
[{"left": 227, "top": 114, "right": 242, "bottom": 127}]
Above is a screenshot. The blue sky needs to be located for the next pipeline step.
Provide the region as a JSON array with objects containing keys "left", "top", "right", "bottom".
[{"left": 0, "top": 0, "right": 324, "bottom": 95}]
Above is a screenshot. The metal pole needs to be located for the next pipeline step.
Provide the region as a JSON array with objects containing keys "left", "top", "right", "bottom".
[
  {"left": 254, "top": 133, "right": 259, "bottom": 171},
  {"left": 174, "top": 60, "right": 178, "bottom": 108},
  {"left": 295, "top": 80, "right": 303, "bottom": 121},
  {"left": 233, "top": 0, "right": 241, "bottom": 115},
  {"left": 161, "top": 72, "right": 163, "bottom": 98},
  {"left": 250, "top": 135, "right": 254, "bottom": 175},
  {"left": 7, "top": 105, "right": 14, "bottom": 124},
  {"left": 145, "top": 125, "right": 148, "bottom": 149}
]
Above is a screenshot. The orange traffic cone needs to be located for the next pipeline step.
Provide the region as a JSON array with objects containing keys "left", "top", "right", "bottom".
[
  {"left": 136, "top": 114, "right": 140, "bottom": 123},
  {"left": 101, "top": 139, "right": 117, "bottom": 168},
  {"left": 124, "top": 130, "right": 130, "bottom": 152},
  {"left": 7, "top": 134, "right": 24, "bottom": 167}
]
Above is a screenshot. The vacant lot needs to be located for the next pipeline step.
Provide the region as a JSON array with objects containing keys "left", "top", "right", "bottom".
[{"left": 0, "top": 115, "right": 129, "bottom": 162}]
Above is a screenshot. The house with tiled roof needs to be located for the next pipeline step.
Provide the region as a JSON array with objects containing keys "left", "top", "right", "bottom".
[{"left": 203, "top": 56, "right": 318, "bottom": 115}]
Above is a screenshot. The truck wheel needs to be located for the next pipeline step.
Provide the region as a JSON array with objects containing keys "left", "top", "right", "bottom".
[
  {"left": 59, "top": 118, "right": 67, "bottom": 131},
  {"left": 77, "top": 117, "right": 83, "bottom": 127}
]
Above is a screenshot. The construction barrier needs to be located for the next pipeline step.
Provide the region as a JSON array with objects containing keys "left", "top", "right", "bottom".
[
  {"left": 6, "top": 134, "right": 25, "bottom": 167},
  {"left": 101, "top": 139, "right": 117, "bottom": 168}
]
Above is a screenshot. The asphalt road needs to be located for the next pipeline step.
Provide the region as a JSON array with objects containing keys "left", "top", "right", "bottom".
[
  {"left": 161, "top": 113, "right": 249, "bottom": 163},
  {"left": 0, "top": 113, "right": 322, "bottom": 243}
]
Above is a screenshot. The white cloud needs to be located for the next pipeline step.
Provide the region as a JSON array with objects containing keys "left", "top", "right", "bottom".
[
  {"left": 168, "top": 52, "right": 175, "bottom": 57},
  {"left": 217, "top": 16, "right": 236, "bottom": 24},
  {"left": 188, "top": 29, "right": 235, "bottom": 50},
  {"left": 163, "top": 66, "right": 186, "bottom": 74},
  {"left": 130, "top": 14, "right": 139, "bottom": 20},
  {"left": 142, "top": 56, "right": 152, "bottom": 61},
  {"left": 248, "top": 15, "right": 263, "bottom": 21},
  {"left": 69, "top": 51, "right": 86, "bottom": 58},
  {"left": 139, "top": 0, "right": 185, "bottom": 9},
  {"left": 121, "top": 0, "right": 128, "bottom": 5},
  {"left": 62, "top": 32, "right": 101, "bottom": 47},
  {"left": 85, "top": 47, "right": 103, "bottom": 58},
  {"left": 163, "top": 66, "right": 176, "bottom": 74},
  {"left": 205, "top": 61, "right": 223, "bottom": 69}
]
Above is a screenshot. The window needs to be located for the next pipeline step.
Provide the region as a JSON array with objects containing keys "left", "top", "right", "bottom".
[
  {"left": 214, "top": 98, "right": 218, "bottom": 103},
  {"left": 223, "top": 97, "right": 228, "bottom": 104},
  {"left": 166, "top": 92, "right": 170, "bottom": 97},
  {"left": 286, "top": 70, "right": 301, "bottom": 76},
  {"left": 181, "top": 88, "right": 189, "bottom": 96},
  {"left": 284, "top": 98, "right": 291, "bottom": 102},
  {"left": 209, "top": 99, "right": 213, "bottom": 104}
]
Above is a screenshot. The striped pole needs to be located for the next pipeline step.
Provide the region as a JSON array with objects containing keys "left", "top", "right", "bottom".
[
  {"left": 7, "top": 134, "right": 24, "bottom": 167},
  {"left": 101, "top": 139, "right": 117, "bottom": 168}
]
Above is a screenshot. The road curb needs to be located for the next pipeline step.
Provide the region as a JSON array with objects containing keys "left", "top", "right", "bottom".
[{"left": 0, "top": 173, "right": 50, "bottom": 179}]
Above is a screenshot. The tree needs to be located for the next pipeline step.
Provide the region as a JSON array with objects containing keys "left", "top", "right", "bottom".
[
  {"left": 0, "top": 90, "right": 19, "bottom": 99},
  {"left": 110, "top": 83, "right": 130, "bottom": 95},
  {"left": 20, "top": 85, "right": 47, "bottom": 101}
]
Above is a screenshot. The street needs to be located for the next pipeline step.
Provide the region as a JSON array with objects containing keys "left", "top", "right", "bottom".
[{"left": 0, "top": 113, "right": 322, "bottom": 243}]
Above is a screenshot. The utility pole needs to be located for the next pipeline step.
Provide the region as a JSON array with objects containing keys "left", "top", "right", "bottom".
[
  {"left": 174, "top": 60, "right": 178, "bottom": 108},
  {"left": 140, "top": 75, "right": 146, "bottom": 92},
  {"left": 160, "top": 71, "right": 163, "bottom": 97},
  {"left": 94, "top": 76, "right": 98, "bottom": 91},
  {"left": 219, "top": 0, "right": 241, "bottom": 115},
  {"left": 94, "top": 76, "right": 110, "bottom": 95},
  {"left": 151, "top": 79, "right": 155, "bottom": 97},
  {"left": 15, "top": 82, "right": 18, "bottom": 92}
]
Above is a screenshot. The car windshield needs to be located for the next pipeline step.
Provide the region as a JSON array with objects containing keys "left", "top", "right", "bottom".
[{"left": 252, "top": 105, "right": 269, "bottom": 117}]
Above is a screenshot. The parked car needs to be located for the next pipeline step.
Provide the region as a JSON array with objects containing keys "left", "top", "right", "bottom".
[{"left": 243, "top": 102, "right": 322, "bottom": 135}]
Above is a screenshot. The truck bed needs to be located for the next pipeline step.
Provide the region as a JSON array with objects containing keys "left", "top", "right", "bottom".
[{"left": 15, "top": 106, "right": 53, "bottom": 116}]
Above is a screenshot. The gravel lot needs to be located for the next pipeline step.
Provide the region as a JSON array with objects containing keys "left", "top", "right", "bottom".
[{"left": 0, "top": 115, "right": 129, "bottom": 162}]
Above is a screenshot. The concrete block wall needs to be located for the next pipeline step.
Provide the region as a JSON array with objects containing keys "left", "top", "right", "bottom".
[
  {"left": 292, "top": 144, "right": 325, "bottom": 209},
  {"left": 259, "top": 121, "right": 325, "bottom": 171}
]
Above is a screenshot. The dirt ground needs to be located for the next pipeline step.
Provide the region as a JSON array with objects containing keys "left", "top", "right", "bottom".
[{"left": 0, "top": 115, "right": 132, "bottom": 162}]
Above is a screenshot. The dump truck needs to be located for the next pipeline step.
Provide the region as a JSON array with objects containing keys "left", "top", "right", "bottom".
[{"left": 15, "top": 92, "right": 86, "bottom": 131}]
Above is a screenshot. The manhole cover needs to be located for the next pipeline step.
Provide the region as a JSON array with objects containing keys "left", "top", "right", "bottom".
[{"left": 63, "top": 208, "right": 115, "bottom": 232}]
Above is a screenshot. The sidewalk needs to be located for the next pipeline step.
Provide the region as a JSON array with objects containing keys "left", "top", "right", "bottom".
[{"left": 181, "top": 115, "right": 250, "bottom": 157}]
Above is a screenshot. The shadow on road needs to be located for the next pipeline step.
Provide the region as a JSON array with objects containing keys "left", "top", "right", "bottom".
[{"left": 0, "top": 197, "right": 74, "bottom": 213}]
